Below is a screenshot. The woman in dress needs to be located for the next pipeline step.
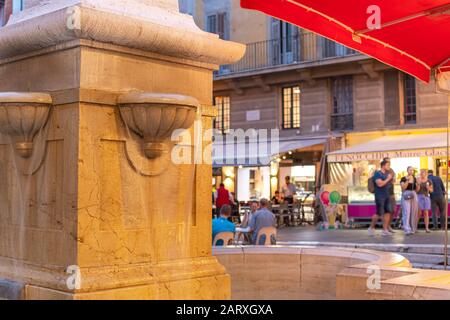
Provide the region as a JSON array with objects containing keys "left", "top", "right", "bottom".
[
  {"left": 400, "top": 166, "right": 419, "bottom": 235},
  {"left": 417, "top": 169, "right": 433, "bottom": 233}
]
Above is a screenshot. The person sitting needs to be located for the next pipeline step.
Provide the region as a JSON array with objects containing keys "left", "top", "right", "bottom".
[
  {"left": 271, "top": 191, "right": 283, "bottom": 205},
  {"left": 212, "top": 205, "right": 236, "bottom": 246},
  {"left": 241, "top": 200, "right": 258, "bottom": 228},
  {"left": 240, "top": 201, "right": 259, "bottom": 244},
  {"left": 249, "top": 198, "right": 276, "bottom": 245}
]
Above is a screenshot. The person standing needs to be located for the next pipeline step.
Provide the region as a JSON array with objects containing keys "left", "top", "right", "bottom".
[
  {"left": 383, "top": 157, "right": 397, "bottom": 233},
  {"left": 428, "top": 170, "right": 446, "bottom": 230},
  {"left": 417, "top": 169, "right": 433, "bottom": 233},
  {"left": 282, "top": 176, "right": 297, "bottom": 204},
  {"left": 400, "top": 166, "right": 419, "bottom": 235},
  {"left": 368, "top": 160, "right": 394, "bottom": 237},
  {"left": 214, "top": 183, "right": 234, "bottom": 212}
]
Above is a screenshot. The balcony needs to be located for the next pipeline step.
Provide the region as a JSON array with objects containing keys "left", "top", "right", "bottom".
[{"left": 215, "top": 34, "right": 360, "bottom": 77}]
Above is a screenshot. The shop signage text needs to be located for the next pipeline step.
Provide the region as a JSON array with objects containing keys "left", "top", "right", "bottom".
[{"left": 328, "top": 148, "right": 448, "bottom": 163}]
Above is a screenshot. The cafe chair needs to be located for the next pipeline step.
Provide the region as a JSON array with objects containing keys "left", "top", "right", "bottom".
[
  {"left": 213, "top": 232, "right": 235, "bottom": 246},
  {"left": 255, "top": 227, "right": 277, "bottom": 246}
]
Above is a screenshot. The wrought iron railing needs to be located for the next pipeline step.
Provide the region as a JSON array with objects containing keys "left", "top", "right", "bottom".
[{"left": 216, "top": 34, "right": 359, "bottom": 76}]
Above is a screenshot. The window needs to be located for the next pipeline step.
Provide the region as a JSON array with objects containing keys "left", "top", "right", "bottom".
[
  {"left": 282, "top": 86, "right": 301, "bottom": 129},
  {"left": 271, "top": 18, "right": 299, "bottom": 65},
  {"left": 331, "top": 76, "right": 354, "bottom": 131},
  {"left": 12, "top": 0, "right": 22, "bottom": 14},
  {"left": 206, "top": 12, "right": 227, "bottom": 40},
  {"left": 179, "top": 0, "right": 195, "bottom": 16},
  {"left": 403, "top": 74, "right": 417, "bottom": 124},
  {"left": 0, "top": 0, "right": 5, "bottom": 26},
  {"left": 322, "top": 37, "right": 355, "bottom": 58},
  {"left": 214, "top": 96, "right": 231, "bottom": 134}
]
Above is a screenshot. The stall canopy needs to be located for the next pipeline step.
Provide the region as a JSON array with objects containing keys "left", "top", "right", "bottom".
[
  {"left": 328, "top": 132, "right": 449, "bottom": 162},
  {"left": 240, "top": 0, "right": 450, "bottom": 83},
  {"left": 213, "top": 138, "right": 326, "bottom": 166}
]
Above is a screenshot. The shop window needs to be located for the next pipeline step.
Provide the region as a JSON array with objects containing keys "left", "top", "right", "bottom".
[
  {"left": 214, "top": 96, "right": 231, "bottom": 134},
  {"left": 403, "top": 74, "right": 417, "bottom": 124},
  {"left": 331, "top": 76, "right": 354, "bottom": 131},
  {"left": 206, "top": 12, "right": 227, "bottom": 40},
  {"left": 282, "top": 86, "right": 301, "bottom": 129}
]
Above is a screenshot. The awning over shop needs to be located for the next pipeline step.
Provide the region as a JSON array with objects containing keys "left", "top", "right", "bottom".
[
  {"left": 213, "top": 138, "right": 326, "bottom": 167},
  {"left": 278, "top": 138, "right": 326, "bottom": 154},
  {"left": 327, "top": 132, "right": 449, "bottom": 163}
]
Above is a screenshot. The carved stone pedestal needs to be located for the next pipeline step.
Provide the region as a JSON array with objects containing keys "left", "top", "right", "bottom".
[{"left": 0, "top": 0, "right": 244, "bottom": 300}]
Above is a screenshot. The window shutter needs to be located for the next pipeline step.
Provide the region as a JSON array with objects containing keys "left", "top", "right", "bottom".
[
  {"left": 207, "top": 14, "right": 217, "bottom": 34},
  {"left": 384, "top": 70, "right": 401, "bottom": 126},
  {"left": 217, "top": 13, "right": 226, "bottom": 40},
  {"left": 271, "top": 18, "right": 281, "bottom": 65}
]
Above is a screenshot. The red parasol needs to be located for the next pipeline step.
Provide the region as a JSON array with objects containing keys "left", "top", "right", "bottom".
[
  {"left": 241, "top": 0, "right": 450, "bottom": 83},
  {"left": 241, "top": 0, "right": 450, "bottom": 268}
]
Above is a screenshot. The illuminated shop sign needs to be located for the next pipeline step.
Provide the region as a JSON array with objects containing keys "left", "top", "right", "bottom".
[{"left": 328, "top": 148, "right": 448, "bottom": 163}]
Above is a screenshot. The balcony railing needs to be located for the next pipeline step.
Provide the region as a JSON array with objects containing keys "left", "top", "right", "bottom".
[{"left": 216, "top": 34, "right": 359, "bottom": 77}]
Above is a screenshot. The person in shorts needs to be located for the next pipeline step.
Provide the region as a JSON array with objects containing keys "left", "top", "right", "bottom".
[
  {"left": 383, "top": 157, "right": 397, "bottom": 233},
  {"left": 368, "top": 159, "right": 394, "bottom": 237},
  {"left": 417, "top": 169, "right": 432, "bottom": 233}
]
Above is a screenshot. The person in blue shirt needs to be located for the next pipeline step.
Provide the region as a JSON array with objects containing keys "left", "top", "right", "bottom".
[{"left": 212, "top": 205, "right": 236, "bottom": 246}]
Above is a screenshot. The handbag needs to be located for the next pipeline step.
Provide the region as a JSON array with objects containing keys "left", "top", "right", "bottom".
[{"left": 403, "top": 192, "right": 414, "bottom": 201}]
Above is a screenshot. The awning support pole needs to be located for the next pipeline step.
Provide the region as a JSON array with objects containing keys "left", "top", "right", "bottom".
[{"left": 446, "top": 94, "right": 450, "bottom": 270}]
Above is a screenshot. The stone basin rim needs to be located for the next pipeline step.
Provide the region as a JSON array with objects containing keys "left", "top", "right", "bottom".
[
  {"left": 118, "top": 93, "right": 200, "bottom": 109},
  {"left": 0, "top": 92, "right": 53, "bottom": 104}
]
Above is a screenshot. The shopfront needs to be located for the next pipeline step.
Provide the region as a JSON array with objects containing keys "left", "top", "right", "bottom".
[
  {"left": 327, "top": 131, "right": 450, "bottom": 219},
  {"left": 213, "top": 138, "right": 325, "bottom": 202}
]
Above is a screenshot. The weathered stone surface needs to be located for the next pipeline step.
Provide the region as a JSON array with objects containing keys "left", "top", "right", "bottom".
[
  {"left": 0, "top": 0, "right": 244, "bottom": 300},
  {"left": 214, "top": 246, "right": 450, "bottom": 300}
]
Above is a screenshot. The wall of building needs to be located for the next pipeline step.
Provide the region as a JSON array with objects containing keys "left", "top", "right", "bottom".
[
  {"left": 299, "top": 79, "right": 330, "bottom": 136},
  {"left": 417, "top": 78, "right": 449, "bottom": 128},
  {"left": 230, "top": 0, "right": 269, "bottom": 44},
  {"left": 24, "top": 0, "right": 40, "bottom": 9},
  {"left": 353, "top": 74, "right": 385, "bottom": 131},
  {"left": 215, "top": 69, "right": 449, "bottom": 140}
]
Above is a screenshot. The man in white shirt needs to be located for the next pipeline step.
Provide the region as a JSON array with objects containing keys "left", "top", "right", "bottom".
[{"left": 281, "top": 176, "right": 297, "bottom": 204}]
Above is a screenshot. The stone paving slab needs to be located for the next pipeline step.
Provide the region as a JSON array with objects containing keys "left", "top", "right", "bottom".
[{"left": 277, "top": 227, "right": 450, "bottom": 255}]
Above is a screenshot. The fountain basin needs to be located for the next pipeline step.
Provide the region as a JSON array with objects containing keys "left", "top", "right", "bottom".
[
  {"left": 213, "top": 246, "right": 450, "bottom": 300},
  {"left": 118, "top": 93, "right": 198, "bottom": 158},
  {"left": 0, "top": 92, "right": 52, "bottom": 158}
]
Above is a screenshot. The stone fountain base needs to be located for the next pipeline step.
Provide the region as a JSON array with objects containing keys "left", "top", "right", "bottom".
[{"left": 0, "top": 0, "right": 244, "bottom": 299}]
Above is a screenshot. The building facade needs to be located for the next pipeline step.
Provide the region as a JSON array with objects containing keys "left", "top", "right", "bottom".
[{"left": 181, "top": 0, "right": 450, "bottom": 207}]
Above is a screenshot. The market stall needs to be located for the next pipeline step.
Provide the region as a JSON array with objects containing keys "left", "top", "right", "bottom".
[{"left": 327, "top": 131, "right": 450, "bottom": 221}]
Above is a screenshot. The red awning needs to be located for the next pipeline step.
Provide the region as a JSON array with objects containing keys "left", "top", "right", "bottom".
[{"left": 241, "top": 0, "right": 450, "bottom": 82}]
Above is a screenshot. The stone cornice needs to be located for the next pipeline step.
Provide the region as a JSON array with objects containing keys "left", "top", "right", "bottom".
[{"left": 0, "top": 1, "right": 245, "bottom": 65}]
